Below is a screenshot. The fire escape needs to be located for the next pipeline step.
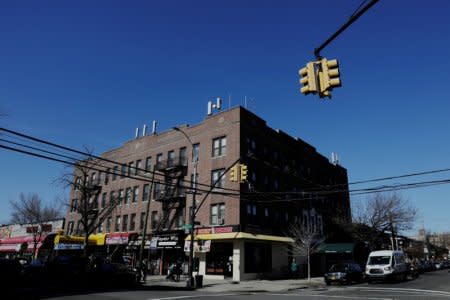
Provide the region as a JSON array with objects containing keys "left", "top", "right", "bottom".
[{"left": 153, "top": 156, "right": 188, "bottom": 232}]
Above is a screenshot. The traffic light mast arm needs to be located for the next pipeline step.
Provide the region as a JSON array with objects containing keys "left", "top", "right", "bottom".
[
  {"left": 194, "top": 158, "right": 241, "bottom": 216},
  {"left": 314, "top": 0, "right": 380, "bottom": 59}
]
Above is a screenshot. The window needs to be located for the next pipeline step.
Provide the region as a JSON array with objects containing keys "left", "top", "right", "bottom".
[
  {"left": 193, "top": 143, "right": 199, "bottom": 162},
  {"left": 145, "top": 156, "right": 152, "bottom": 172},
  {"left": 115, "top": 216, "right": 121, "bottom": 232},
  {"left": 105, "top": 169, "right": 110, "bottom": 184},
  {"left": 125, "top": 188, "right": 131, "bottom": 204},
  {"left": 74, "top": 177, "right": 81, "bottom": 191},
  {"left": 67, "top": 221, "right": 74, "bottom": 235},
  {"left": 135, "top": 160, "right": 142, "bottom": 175},
  {"left": 176, "top": 209, "right": 184, "bottom": 228},
  {"left": 179, "top": 147, "right": 187, "bottom": 166},
  {"left": 121, "top": 164, "right": 127, "bottom": 178},
  {"left": 98, "top": 222, "right": 103, "bottom": 233},
  {"left": 154, "top": 182, "right": 162, "bottom": 199},
  {"left": 142, "top": 184, "right": 149, "bottom": 202},
  {"left": 132, "top": 186, "right": 139, "bottom": 203},
  {"left": 118, "top": 189, "right": 124, "bottom": 205},
  {"left": 167, "top": 150, "right": 175, "bottom": 167},
  {"left": 156, "top": 153, "right": 163, "bottom": 169},
  {"left": 71, "top": 199, "right": 78, "bottom": 212},
  {"left": 101, "top": 193, "right": 107, "bottom": 208},
  {"left": 245, "top": 243, "right": 272, "bottom": 273},
  {"left": 211, "top": 203, "right": 225, "bottom": 225},
  {"left": 211, "top": 169, "right": 225, "bottom": 189},
  {"left": 122, "top": 214, "right": 128, "bottom": 232},
  {"left": 91, "top": 172, "right": 97, "bottom": 185},
  {"left": 106, "top": 217, "right": 112, "bottom": 233},
  {"left": 151, "top": 211, "right": 158, "bottom": 229},
  {"left": 212, "top": 136, "right": 226, "bottom": 157},
  {"left": 130, "top": 213, "right": 136, "bottom": 231},
  {"left": 191, "top": 173, "right": 198, "bottom": 189},
  {"left": 110, "top": 191, "right": 116, "bottom": 205},
  {"left": 128, "top": 162, "right": 134, "bottom": 177},
  {"left": 112, "top": 166, "right": 118, "bottom": 181},
  {"left": 140, "top": 212, "right": 146, "bottom": 230}
]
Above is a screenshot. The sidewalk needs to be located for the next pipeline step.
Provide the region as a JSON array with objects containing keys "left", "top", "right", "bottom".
[{"left": 143, "top": 275, "right": 325, "bottom": 293}]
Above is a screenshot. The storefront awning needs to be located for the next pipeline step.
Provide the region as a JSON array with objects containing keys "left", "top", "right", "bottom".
[
  {"left": 316, "top": 243, "right": 354, "bottom": 254},
  {"left": 54, "top": 233, "right": 106, "bottom": 247},
  {"left": 105, "top": 232, "right": 137, "bottom": 245},
  {"left": 186, "top": 232, "right": 294, "bottom": 243},
  {"left": 0, "top": 235, "right": 46, "bottom": 252}
]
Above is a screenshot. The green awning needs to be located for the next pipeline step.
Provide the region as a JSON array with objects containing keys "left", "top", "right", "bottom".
[{"left": 316, "top": 243, "right": 354, "bottom": 254}]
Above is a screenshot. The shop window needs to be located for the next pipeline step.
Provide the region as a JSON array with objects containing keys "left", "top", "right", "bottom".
[
  {"left": 244, "top": 242, "right": 272, "bottom": 273},
  {"left": 206, "top": 242, "right": 233, "bottom": 276}
]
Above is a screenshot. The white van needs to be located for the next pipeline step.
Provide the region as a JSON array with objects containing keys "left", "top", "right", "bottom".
[{"left": 365, "top": 250, "right": 408, "bottom": 282}]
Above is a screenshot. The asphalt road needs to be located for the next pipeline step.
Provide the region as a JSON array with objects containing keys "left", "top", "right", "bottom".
[{"left": 43, "top": 270, "right": 450, "bottom": 300}]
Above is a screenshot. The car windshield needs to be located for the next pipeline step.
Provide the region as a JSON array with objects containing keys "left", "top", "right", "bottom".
[
  {"left": 329, "top": 264, "right": 347, "bottom": 272},
  {"left": 368, "top": 256, "right": 391, "bottom": 265}
]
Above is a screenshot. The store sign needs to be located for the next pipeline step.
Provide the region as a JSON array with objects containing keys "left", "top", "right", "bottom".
[
  {"left": 106, "top": 235, "right": 129, "bottom": 245},
  {"left": 196, "top": 225, "right": 238, "bottom": 235},
  {"left": 156, "top": 234, "right": 180, "bottom": 249},
  {"left": 54, "top": 243, "right": 84, "bottom": 250}
]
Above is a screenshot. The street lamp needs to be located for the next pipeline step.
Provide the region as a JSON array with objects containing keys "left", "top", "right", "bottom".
[{"left": 173, "top": 127, "right": 198, "bottom": 289}]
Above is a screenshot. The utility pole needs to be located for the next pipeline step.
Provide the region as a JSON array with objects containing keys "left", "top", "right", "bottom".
[
  {"left": 137, "top": 169, "right": 156, "bottom": 282},
  {"left": 173, "top": 127, "right": 198, "bottom": 289}
]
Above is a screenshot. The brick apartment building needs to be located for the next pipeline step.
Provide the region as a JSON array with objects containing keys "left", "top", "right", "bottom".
[{"left": 64, "top": 106, "right": 350, "bottom": 281}]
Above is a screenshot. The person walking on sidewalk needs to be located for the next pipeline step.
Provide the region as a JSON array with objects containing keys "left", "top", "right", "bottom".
[{"left": 291, "top": 258, "right": 299, "bottom": 279}]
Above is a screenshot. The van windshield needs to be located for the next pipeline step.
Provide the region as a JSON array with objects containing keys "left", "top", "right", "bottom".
[{"left": 368, "top": 256, "right": 391, "bottom": 265}]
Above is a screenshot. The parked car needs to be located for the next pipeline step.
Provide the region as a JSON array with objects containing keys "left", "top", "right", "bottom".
[
  {"left": 0, "top": 258, "right": 25, "bottom": 289},
  {"left": 324, "top": 262, "right": 364, "bottom": 285},
  {"left": 365, "top": 250, "right": 408, "bottom": 283}
]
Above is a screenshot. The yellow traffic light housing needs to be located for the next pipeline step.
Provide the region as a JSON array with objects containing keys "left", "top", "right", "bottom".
[
  {"left": 299, "top": 62, "right": 318, "bottom": 95},
  {"left": 239, "top": 164, "right": 248, "bottom": 183},
  {"left": 230, "top": 165, "right": 239, "bottom": 182},
  {"left": 318, "top": 58, "right": 341, "bottom": 98}
]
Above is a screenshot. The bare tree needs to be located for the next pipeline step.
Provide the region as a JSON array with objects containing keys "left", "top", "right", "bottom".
[
  {"left": 286, "top": 222, "right": 325, "bottom": 283},
  {"left": 350, "top": 192, "right": 418, "bottom": 250},
  {"left": 10, "top": 193, "right": 62, "bottom": 258},
  {"left": 59, "top": 151, "right": 119, "bottom": 257}
]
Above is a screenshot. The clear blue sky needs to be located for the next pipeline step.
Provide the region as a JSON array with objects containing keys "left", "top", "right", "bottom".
[{"left": 1, "top": 0, "right": 450, "bottom": 234}]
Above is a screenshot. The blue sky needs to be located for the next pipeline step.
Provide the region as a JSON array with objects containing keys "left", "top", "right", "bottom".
[{"left": 1, "top": 0, "right": 450, "bottom": 234}]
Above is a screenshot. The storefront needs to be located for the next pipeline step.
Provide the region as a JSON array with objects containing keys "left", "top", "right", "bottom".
[
  {"left": 105, "top": 232, "right": 138, "bottom": 263},
  {"left": 185, "top": 225, "right": 294, "bottom": 282},
  {"left": 150, "top": 230, "right": 186, "bottom": 275},
  {"left": 0, "top": 235, "right": 46, "bottom": 257},
  {"left": 53, "top": 233, "right": 106, "bottom": 253}
]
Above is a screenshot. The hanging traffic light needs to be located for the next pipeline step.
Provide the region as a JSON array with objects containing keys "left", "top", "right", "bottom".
[
  {"left": 240, "top": 164, "right": 248, "bottom": 183},
  {"left": 318, "top": 58, "right": 341, "bottom": 98},
  {"left": 230, "top": 165, "right": 239, "bottom": 182},
  {"left": 299, "top": 62, "right": 318, "bottom": 95}
]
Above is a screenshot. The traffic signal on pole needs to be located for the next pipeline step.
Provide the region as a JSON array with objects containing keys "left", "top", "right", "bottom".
[
  {"left": 240, "top": 164, "right": 248, "bottom": 183},
  {"left": 318, "top": 58, "right": 341, "bottom": 98},
  {"left": 230, "top": 165, "right": 239, "bottom": 182},
  {"left": 299, "top": 62, "right": 318, "bottom": 95}
]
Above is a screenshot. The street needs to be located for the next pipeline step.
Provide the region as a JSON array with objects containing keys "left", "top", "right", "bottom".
[{"left": 42, "top": 270, "right": 450, "bottom": 300}]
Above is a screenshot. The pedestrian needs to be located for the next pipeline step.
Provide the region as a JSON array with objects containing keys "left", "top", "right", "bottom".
[
  {"left": 291, "top": 258, "right": 298, "bottom": 279},
  {"left": 142, "top": 259, "right": 148, "bottom": 282}
]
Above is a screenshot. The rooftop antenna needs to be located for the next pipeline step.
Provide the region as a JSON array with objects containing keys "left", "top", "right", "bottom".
[
  {"left": 207, "top": 97, "right": 223, "bottom": 116},
  {"left": 142, "top": 124, "right": 147, "bottom": 137},
  {"left": 152, "top": 120, "right": 157, "bottom": 135}
]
